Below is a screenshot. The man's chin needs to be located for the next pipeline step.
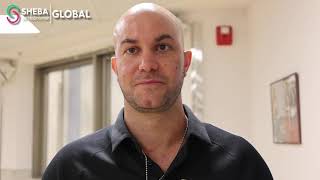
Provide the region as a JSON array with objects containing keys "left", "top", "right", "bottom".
[
  {"left": 131, "top": 101, "right": 171, "bottom": 113},
  {"left": 134, "top": 107, "right": 168, "bottom": 113},
  {"left": 136, "top": 104, "right": 163, "bottom": 112}
]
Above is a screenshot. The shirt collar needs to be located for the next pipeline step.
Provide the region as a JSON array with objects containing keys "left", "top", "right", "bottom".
[
  {"left": 110, "top": 105, "right": 212, "bottom": 153},
  {"left": 183, "top": 105, "right": 212, "bottom": 145},
  {"left": 110, "top": 108, "right": 134, "bottom": 152}
]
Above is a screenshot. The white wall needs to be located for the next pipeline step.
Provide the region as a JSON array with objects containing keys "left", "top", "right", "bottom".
[
  {"left": 1, "top": 62, "right": 34, "bottom": 170},
  {"left": 183, "top": 9, "right": 251, "bottom": 139},
  {"left": 248, "top": 0, "right": 320, "bottom": 179}
]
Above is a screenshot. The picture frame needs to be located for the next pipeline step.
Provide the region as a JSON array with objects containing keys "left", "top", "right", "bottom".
[{"left": 270, "top": 73, "right": 301, "bottom": 144}]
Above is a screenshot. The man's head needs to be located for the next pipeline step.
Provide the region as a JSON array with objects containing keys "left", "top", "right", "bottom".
[{"left": 111, "top": 3, "right": 192, "bottom": 113}]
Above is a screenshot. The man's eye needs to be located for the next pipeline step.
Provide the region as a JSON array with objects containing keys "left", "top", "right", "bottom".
[
  {"left": 157, "top": 44, "right": 170, "bottom": 52},
  {"left": 125, "top": 47, "right": 138, "bottom": 54}
]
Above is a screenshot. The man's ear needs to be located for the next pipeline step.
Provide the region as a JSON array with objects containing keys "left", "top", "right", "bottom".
[
  {"left": 183, "top": 50, "right": 192, "bottom": 77},
  {"left": 111, "top": 56, "right": 118, "bottom": 75}
]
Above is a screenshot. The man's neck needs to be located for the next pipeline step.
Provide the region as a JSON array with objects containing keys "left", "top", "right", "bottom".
[
  {"left": 124, "top": 100, "right": 187, "bottom": 152},
  {"left": 124, "top": 100, "right": 187, "bottom": 171}
]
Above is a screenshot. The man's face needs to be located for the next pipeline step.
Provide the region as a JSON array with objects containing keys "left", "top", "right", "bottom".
[{"left": 112, "top": 11, "right": 191, "bottom": 112}]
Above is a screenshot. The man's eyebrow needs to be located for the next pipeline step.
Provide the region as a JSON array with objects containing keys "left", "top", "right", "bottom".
[
  {"left": 120, "top": 34, "right": 174, "bottom": 45},
  {"left": 120, "top": 38, "right": 138, "bottom": 45},
  {"left": 155, "top": 34, "right": 174, "bottom": 42}
]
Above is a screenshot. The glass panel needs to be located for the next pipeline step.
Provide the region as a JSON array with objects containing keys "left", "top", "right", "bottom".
[{"left": 45, "top": 64, "right": 94, "bottom": 166}]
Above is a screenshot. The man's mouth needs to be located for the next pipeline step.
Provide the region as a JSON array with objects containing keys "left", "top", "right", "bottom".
[{"left": 135, "top": 79, "right": 164, "bottom": 85}]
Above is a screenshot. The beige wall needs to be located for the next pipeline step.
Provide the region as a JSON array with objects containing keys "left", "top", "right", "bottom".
[
  {"left": 248, "top": 0, "right": 320, "bottom": 179},
  {"left": 183, "top": 9, "right": 251, "bottom": 139},
  {"left": 1, "top": 62, "right": 34, "bottom": 170}
]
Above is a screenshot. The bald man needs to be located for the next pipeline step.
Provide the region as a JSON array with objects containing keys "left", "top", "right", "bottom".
[{"left": 43, "top": 3, "right": 273, "bottom": 180}]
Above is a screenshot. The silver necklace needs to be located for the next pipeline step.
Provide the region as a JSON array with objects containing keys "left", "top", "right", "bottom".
[{"left": 142, "top": 115, "right": 189, "bottom": 180}]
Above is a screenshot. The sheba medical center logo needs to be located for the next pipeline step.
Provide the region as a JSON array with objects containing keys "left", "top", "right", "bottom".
[
  {"left": 6, "top": 3, "right": 21, "bottom": 25},
  {"left": 0, "top": 3, "right": 92, "bottom": 34},
  {"left": 6, "top": 3, "right": 91, "bottom": 24}
]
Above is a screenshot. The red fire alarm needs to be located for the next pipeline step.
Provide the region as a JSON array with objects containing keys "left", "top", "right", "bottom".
[{"left": 216, "top": 25, "right": 233, "bottom": 45}]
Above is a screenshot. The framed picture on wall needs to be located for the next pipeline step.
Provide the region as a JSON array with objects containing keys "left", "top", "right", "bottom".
[{"left": 270, "top": 73, "right": 301, "bottom": 144}]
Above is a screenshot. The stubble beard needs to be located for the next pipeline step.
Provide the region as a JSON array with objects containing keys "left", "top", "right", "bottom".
[{"left": 119, "top": 77, "right": 184, "bottom": 113}]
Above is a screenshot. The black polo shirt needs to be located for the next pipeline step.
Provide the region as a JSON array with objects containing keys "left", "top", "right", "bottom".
[{"left": 42, "top": 105, "right": 273, "bottom": 180}]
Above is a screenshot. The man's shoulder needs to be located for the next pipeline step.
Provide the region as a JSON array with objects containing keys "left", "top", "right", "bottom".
[
  {"left": 202, "top": 122, "right": 256, "bottom": 158},
  {"left": 42, "top": 126, "right": 115, "bottom": 179},
  {"left": 201, "top": 122, "right": 273, "bottom": 178},
  {"left": 53, "top": 125, "right": 113, "bottom": 161}
]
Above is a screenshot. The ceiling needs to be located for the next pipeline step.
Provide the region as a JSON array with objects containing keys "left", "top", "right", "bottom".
[{"left": 0, "top": 0, "right": 252, "bottom": 64}]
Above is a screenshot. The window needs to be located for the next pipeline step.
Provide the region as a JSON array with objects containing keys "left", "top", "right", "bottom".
[
  {"left": 32, "top": 49, "right": 113, "bottom": 177},
  {"left": 45, "top": 64, "right": 94, "bottom": 167}
]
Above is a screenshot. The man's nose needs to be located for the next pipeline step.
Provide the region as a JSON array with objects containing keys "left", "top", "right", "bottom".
[{"left": 138, "top": 50, "right": 159, "bottom": 72}]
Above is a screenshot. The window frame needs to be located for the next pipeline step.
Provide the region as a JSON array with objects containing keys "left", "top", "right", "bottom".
[{"left": 32, "top": 48, "right": 114, "bottom": 178}]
